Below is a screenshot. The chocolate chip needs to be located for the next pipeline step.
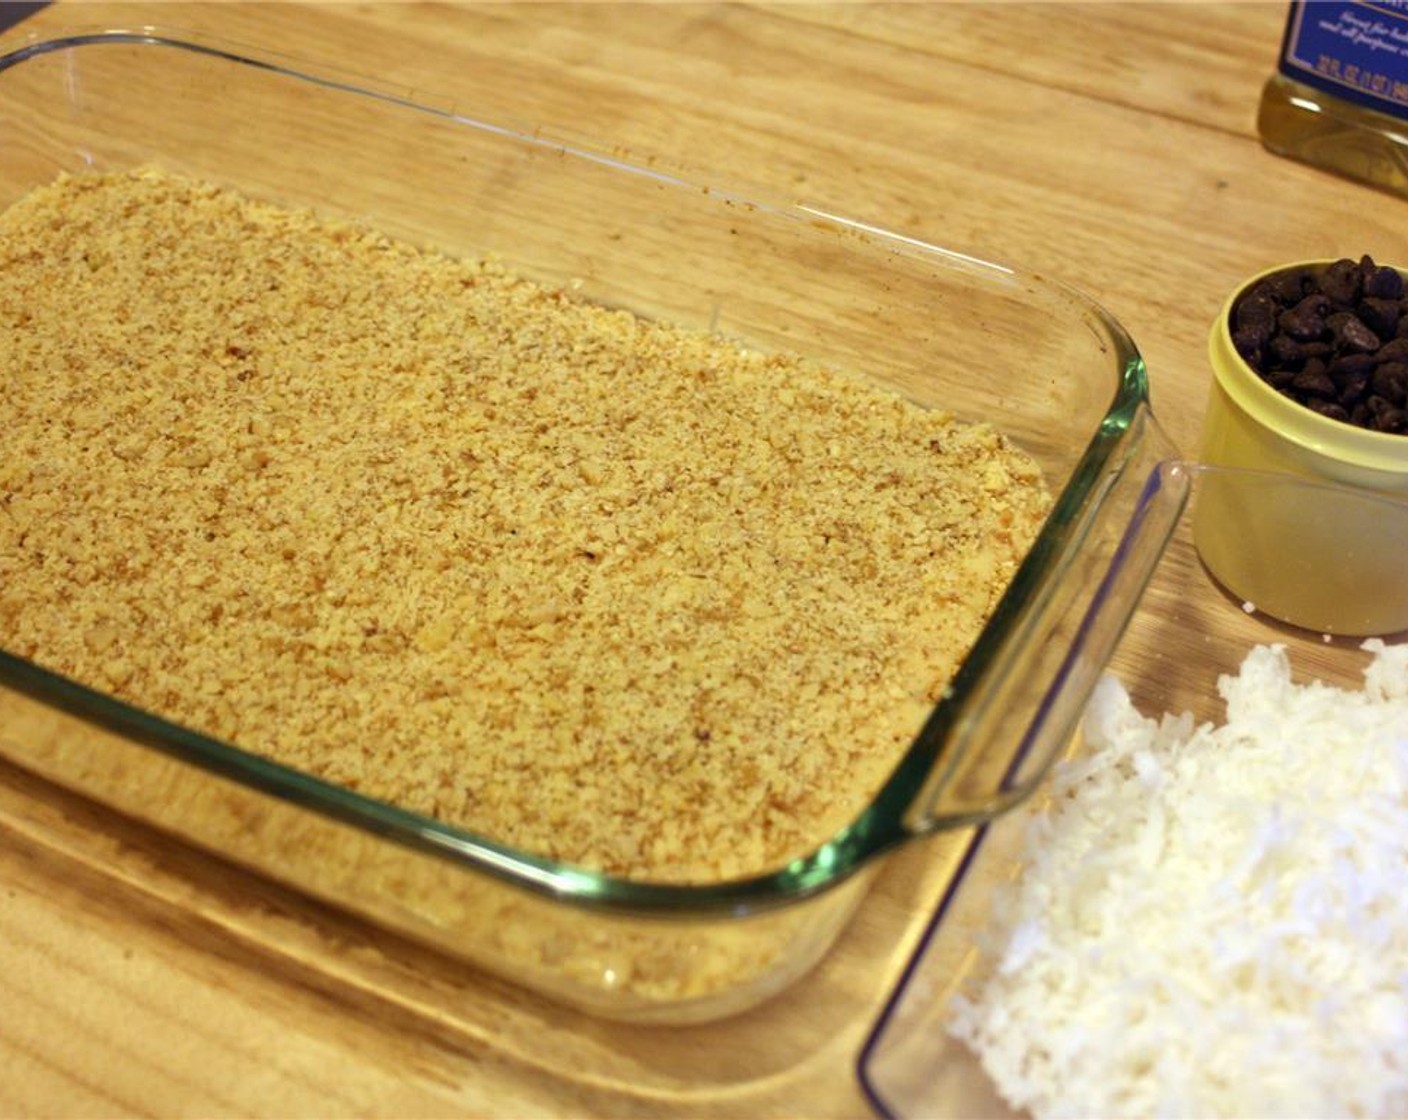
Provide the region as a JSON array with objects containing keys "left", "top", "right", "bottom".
[
  {"left": 1329, "top": 351, "right": 1378, "bottom": 380},
  {"left": 1335, "top": 367, "right": 1371, "bottom": 407},
  {"left": 1232, "top": 328, "right": 1266, "bottom": 366},
  {"left": 1378, "top": 338, "right": 1408, "bottom": 364},
  {"left": 1292, "top": 366, "right": 1336, "bottom": 398},
  {"left": 1373, "top": 407, "right": 1408, "bottom": 433},
  {"left": 1320, "top": 258, "right": 1362, "bottom": 306},
  {"left": 1235, "top": 288, "right": 1278, "bottom": 333},
  {"left": 1268, "top": 334, "right": 1310, "bottom": 369},
  {"left": 1370, "top": 371, "right": 1401, "bottom": 406},
  {"left": 1279, "top": 294, "right": 1332, "bottom": 341},
  {"left": 1374, "top": 361, "right": 1408, "bottom": 404},
  {"left": 1333, "top": 358, "right": 1376, "bottom": 408},
  {"left": 1268, "top": 268, "right": 1312, "bottom": 304},
  {"left": 1308, "top": 400, "right": 1350, "bottom": 422},
  {"left": 1360, "top": 298, "right": 1402, "bottom": 339},
  {"left": 1364, "top": 263, "right": 1405, "bottom": 300},
  {"left": 1327, "top": 312, "right": 1381, "bottom": 353}
]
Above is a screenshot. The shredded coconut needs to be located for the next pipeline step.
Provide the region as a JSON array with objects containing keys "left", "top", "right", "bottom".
[{"left": 948, "top": 642, "right": 1408, "bottom": 1118}]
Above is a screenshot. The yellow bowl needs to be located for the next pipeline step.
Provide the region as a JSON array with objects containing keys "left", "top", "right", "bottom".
[{"left": 1194, "top": 260, "right": 1408, "bottom": 636}]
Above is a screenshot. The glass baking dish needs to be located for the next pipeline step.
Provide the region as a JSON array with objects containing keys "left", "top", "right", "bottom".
[{"left": 0, "top": 28, "right": 1186, "bottom": 1024}]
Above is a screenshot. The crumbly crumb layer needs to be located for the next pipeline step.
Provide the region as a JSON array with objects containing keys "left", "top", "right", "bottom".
[{"left": 0, "top": 168, "right": 1049, "bottom": 883}]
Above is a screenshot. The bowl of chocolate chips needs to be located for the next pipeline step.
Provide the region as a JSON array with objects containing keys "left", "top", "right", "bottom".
[{"left": 1194, "top": 255, "right": 1408, "bottom": 636}]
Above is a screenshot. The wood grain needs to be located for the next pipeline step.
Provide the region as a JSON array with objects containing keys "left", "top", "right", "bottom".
[{"left": 2, "top": 3, "right": 1406, "bottom": 1117}]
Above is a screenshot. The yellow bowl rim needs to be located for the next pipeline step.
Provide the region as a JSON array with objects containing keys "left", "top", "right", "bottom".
[{"left": 1209, "top": 258, "right": 1408, "bottom": 475}]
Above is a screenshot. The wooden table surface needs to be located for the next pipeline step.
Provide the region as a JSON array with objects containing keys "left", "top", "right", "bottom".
[{"left": 2, "top": 3, "right": 1405, "bottom": 1117}]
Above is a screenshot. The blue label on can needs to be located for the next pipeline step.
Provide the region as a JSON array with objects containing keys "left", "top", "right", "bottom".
[{"left": 1278, "top": 0, "right": 1408, "bottom": 119}]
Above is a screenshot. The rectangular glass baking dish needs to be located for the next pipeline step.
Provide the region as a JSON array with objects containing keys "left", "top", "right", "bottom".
[{"left": 0, "top": 27, "right": 1186, "bottom": 1024}]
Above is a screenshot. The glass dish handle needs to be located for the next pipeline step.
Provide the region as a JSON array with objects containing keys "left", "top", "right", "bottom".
[{"left": 900, "top": 453, "right": 1192, "bottom": 834}]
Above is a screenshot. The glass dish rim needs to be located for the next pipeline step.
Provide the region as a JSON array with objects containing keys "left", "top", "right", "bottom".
[{"left": 0, "top": 26, "right": 1155, "bottom": 917}]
